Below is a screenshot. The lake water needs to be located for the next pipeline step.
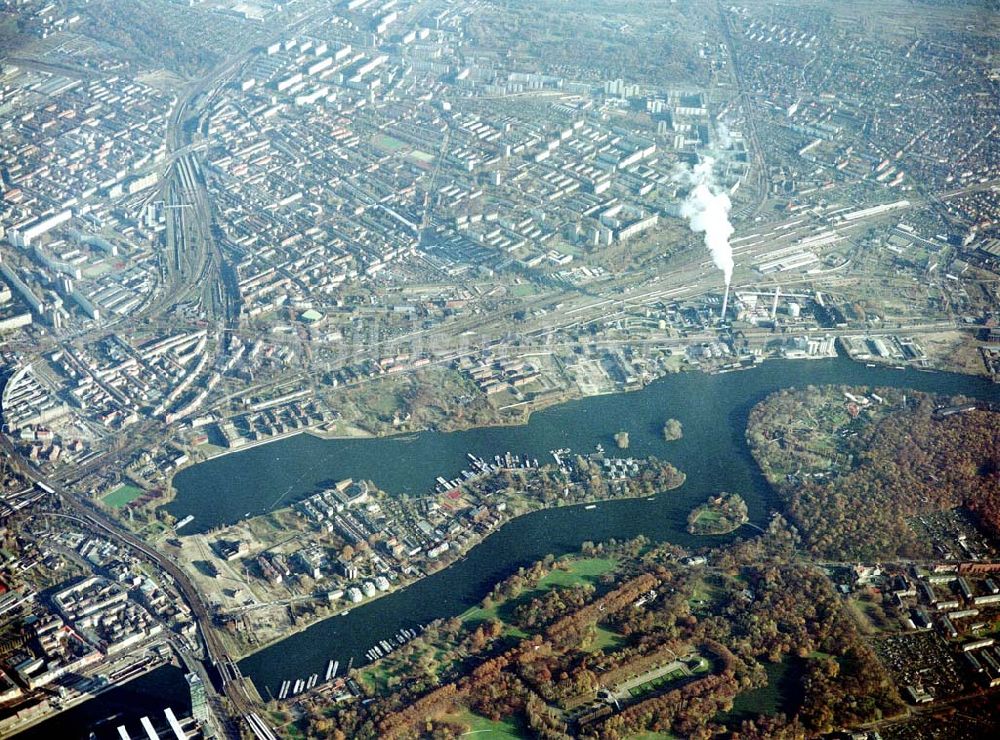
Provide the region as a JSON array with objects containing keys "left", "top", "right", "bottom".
[
  {"left": 42, "top": 358, "right": 998, "bottom": 735},
  {"left": 166, "top": 358, "right": 1000, "bottom": 695}
]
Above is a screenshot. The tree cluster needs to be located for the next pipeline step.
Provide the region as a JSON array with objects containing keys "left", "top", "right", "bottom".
[
  {"left": 297, "top": 533, "right": 905, "bottom": 738},
  {"left": 748, "top": 387, "right": 1000, "bottom": 559}
]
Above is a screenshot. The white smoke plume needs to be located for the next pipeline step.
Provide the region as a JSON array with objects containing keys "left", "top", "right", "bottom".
[
  {"left": 677, "top": 157, "right": 734, "bottom": 287},
  {"left": 716, "top": 120, "right": 732, "bottom": 149}
]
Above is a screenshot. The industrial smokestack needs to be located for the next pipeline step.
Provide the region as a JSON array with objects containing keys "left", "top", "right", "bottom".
[
  {"left": 721, "top": 282, "right": 730, "bottom": 320},
  {"left": 716, "top": 120, "right": 732, "bottom": 149},
  {"left": 678, "top": 157, "right": 735, "bottom": 287},
  {"left": 675, "top": 157, "right": 736, "bottom": 322}
]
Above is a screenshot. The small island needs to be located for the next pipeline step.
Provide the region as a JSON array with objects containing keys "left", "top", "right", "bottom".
[
  {"left": 687, "top": 492, "right": 748, "bottom": 535},
  {"left": 662, "top": 418, "right": 683, "bottom": 441},
  {"left": 614, "top": 431, "right": 630, "bottom": 449}
]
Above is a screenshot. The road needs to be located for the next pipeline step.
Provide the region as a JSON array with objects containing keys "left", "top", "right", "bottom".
[
  {"left": 1, "top": 6, "right": 348, "bottom": 737},
  {"left": 150, "top": 3, "right": 332, "bottom": 326},
  {"left": 2, "top": 4, "right": 992, "bottom": 735},
  {"left": 0, "top": 441, "right": 258, "bottom": 737}
]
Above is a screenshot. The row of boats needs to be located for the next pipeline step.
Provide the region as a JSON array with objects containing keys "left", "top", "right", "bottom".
[
  {"left": 434, "top": 452, "right": 541, "bottom": 493},
  {"left": 277, "top": 658, "right": 341, "bottom": 700},
  {"left": 365, "top": 625, "right": 424, "bottom": 661},
  {"left": 276, "top": 625, "right": 425, "bottom": 700}
]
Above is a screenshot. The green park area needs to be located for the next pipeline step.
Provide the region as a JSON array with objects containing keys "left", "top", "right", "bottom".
[
  {"left": 373, "top": 134, "right": 408, "bottom": 152},
  {"left": 102, "top": 484, "right": 145, "bottom": 509},
  {"left": 460, "top": 556, "right": 619, "bottom": 630},
  {"left": 447, "top": 709, "right": 525, "bottom": 738},
  {"left": 359, "top": 556, "right": 622, "bottom": 694},
  {"left": 407, "top": 149, "right": 435, "bottom": 164},
  {"left": 590, "top": 624, "right": 626, "bottom": 653},
  {"left": 686, "top": 493, "right": 748, "bottom": 535}
]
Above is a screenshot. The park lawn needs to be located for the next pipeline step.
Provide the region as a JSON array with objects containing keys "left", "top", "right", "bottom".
[
  {"left": 103, "top": 484, "right": 145, "bottom": 508},
  {"left": 846, "top": 599, "right": 879, "bottom": 634},
  {"left": 693, "top": 508, "right": 723, "bottom": 527},
  {"left": 688, "top": 576, "right": 723, "bottom": 611},
  {"left": 360, "top": 639, "right": 475, "bottom": 693},
  {"left": 660, "top": 354, "right": 686, "bottom": 372},
  {"left": 140, "top": 520, "right": 169, "bottom": 538},
  {"left": 461, "top": 556, "right": 618, "bottom": 632},
  {"left": 374, "top": 134, "right": 408, "bottom": 151},
  {"left": 279, "top": 721, "right": 307, "bottom": 740},
  {"left": 627, "top": 668, "right": 686, "bottom": 698},
  {"left": 586, "top": 624, "right": 625, "bottom": 653},
  {"left": 804, "top": 436, "right": 838, "bottom": 462},
  {"left": 459, "top": 599, "right": 528, "bottom": 639},
  {"left": 364, "top": 389, "right": 403, "bottom": 418},
  {"left": 361, "top": 649, "right": 439, "bottom": 693},
  {"left": 815, "top": 410, "right": 847, "bottom": 430},
  {"left": 690, "top": 505, "right": 744, "bottom": 535},
  {"left": 447, "top": 708, "right": 525, "bottom": 737},
  {"left": 269, "top": 710, "right": 306, "bottom": 739},
  {"left": 460, "top": 600, "right": 502, "bottom": 627},
  {"left": 359, "top": 663, "right": 389, "bottom": 693},
  {"left": 529, "top": 556, "right": 618, "bottom": 592}
]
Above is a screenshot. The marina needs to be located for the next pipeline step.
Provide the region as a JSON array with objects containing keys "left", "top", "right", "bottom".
[
  {"left": 218, "top": 358, "right": 1000, "bottom": 696},
  {"left": 433, "top": 452, "right": 540, "bottom": 495},
  {"left": 365, "top": 626, "right": 422, "bottom": 663},
  {"left": 274, "top": 627, "right": 423, "bottom": 703},
  {"left": 20, "top": 359, "right": 1000, "bottom": 737}
]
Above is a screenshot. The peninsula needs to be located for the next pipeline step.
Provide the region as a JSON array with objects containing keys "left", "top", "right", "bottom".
[{"left": 167, "top": 449, "right": 685, "bottom": 658}]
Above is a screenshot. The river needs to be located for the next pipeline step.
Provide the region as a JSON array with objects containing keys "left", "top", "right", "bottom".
[
  {"left": 35, "top": 358, "right": 1000, "bottom": 735},
  {"left": 165, "top": 357, "right": 1000, "bottom": 696}
]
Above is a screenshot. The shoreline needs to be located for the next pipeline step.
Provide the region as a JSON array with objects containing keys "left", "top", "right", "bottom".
[
  {"left": 196, "top": 424, "right": 376, "bottom": 465},
  {"left": 164, "top": 364, "right": 688, "bottom": 502},
  {"left": 150, "top": 355, "right": 995, "bottom": 683},
  {"left": 0, "top": 654, "right": 169, "bottom": 738},
  {"left": 225, "top": 472, "right": 687, "bottom": 667},
  {"left": 150, "top": 425, "right": 377, "bottom": 521},
  {"left": 159, "top": 349, "right": 971, "bottom": 521}
]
